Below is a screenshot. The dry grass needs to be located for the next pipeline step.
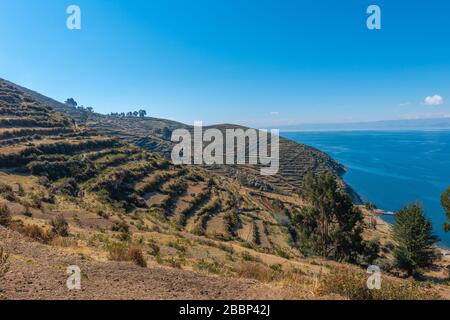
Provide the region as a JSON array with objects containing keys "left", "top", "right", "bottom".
[
  {"left": 194, "top": 259, "right": 231, "bottom": 276},
  {"left": 50, "top": 236, "right": 78, "bottom": 248},
  {"left": 241, "top": 251, "right": 260, "bottom": 262},
  {"left": 234, "top": 261, "right": 443, "bottom": 300},
  {"left": 0, "top": 247, "right": 9, "bottom": 279},
  {"left": 14, "top": 223, "right": 55, "bottom": 244},
  {"left": 237, "top": 262, "right": 273, "bottom": 282},
  {"left": 107, "top": 243, "right": 147, "bottom": 267},
  {"left": 0, "top": 246, "right": 9, "bottom": 300},
  {"left": 233, "top": 261, "right": 326, "bottom": 299},
  {"left": 155, "top": 254, "right": 185, "bottom": 269},
  {"left": 318, "top": 266, "right": 441, "bottom": 300},
  {"left": 127, "top": 246, "right": 147, "bottom": 267}
]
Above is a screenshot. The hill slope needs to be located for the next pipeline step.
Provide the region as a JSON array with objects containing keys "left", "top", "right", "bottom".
[
  {"left": 0, "top": 79, "right": 305, "bottom": 253},
  {"left": 0, "top": 80, "right": 321, "bottom": 299},
  {"left": 0, "top": 78, "right": 351, "bottom": 196},
  {"left": 1, "top": 79, "right": 449, "bottom": 300},
  {"left": 0, "top": 226, "right": 295, "bottom": 300}
]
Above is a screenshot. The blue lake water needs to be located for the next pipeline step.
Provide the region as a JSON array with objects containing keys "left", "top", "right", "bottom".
[{"left": 282, "top": 131, "right": 450, "bottom": 248}]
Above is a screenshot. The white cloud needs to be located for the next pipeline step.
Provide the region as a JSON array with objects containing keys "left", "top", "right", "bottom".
[
  {"left": 270, "top": 111, "right": 279, "bottom": 115},
  {"left": 424, "top": 94, "right": 444, "bottom": 106}
]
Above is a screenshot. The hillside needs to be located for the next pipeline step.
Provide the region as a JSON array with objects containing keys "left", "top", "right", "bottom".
[
  {"left": 0, "top": 79, "right": 310, "bottom": 253},
  {"left": 0, "top": 82, "right": 328, "bottom": 299},
  {"left": 0, "top": 78, "right": 351, "bottom": 197},
  {"left": 0, "top": 225, "right": 296, "bottom": 300},
  {"left": 91, "top": 119, "right": 353, "bottom": 195},
  {"left": 0, "top": 79, "right": 448, "bottom": 300}
]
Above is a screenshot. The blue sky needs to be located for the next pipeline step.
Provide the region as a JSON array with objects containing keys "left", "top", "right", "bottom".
[{"left": 0, "top": 0, "right": 449, "bottom": 127}]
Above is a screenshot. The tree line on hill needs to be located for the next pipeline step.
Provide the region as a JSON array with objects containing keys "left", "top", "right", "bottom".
[
  {"left": 65, "top": 98, "right": 148, "bottom": 118},
  {"left": 109, "top": 110, "right": 147, "bottom": 118},
  {"left": 65, "top": 98, "right": 94, "bottom": 113},
  {"left": 295, "top": 172, "right": 450, "bottom": 278}
]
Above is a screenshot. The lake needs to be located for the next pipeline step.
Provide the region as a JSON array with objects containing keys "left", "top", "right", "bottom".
[{"left": 282, "top": 130, "right": 450, "bottom": 248}]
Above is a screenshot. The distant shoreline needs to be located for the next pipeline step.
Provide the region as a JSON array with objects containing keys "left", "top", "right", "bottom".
[
  {"left": 345, "top": 167, "right": 450, "bottom": 251},
  {"left": 282, "top": 130, "right": 450, "bottom": 248},
  {"left": 280, "top": 128, "right": 450, "bottom": 133}
]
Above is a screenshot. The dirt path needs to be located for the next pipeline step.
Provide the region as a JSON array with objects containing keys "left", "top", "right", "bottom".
[{"left": 0, "top": 227, "right": 292, "bottom": 300}]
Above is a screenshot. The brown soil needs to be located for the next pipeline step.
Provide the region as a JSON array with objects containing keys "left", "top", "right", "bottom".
[{"left": 0, "top": 227, "right": 294, "bottom": 300}]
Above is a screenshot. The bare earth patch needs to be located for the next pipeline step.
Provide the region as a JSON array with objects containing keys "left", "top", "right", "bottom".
[{"left": 0, "top": 227, "right": 296, "bottom": 300}]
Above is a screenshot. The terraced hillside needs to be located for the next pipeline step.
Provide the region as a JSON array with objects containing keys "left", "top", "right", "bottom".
[
  {"left": 0, "top": 80, "right": 321, "bottom": 299},
  {"left": 0, "top": 78, "right": 352, "bottom": 197},
  {"left": 0, "top": 80, "right": 303, "bottom": 259},
  {"left": 87, "top": 118, "right": 349, "bottom": 195},
  {"left": 1, "top": 80, "right": 449, "bottom": 300}
]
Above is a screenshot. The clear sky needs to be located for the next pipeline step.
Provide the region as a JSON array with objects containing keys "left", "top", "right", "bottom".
[{"left": 0, "top": 0, "right": 449, "bottom": 127}]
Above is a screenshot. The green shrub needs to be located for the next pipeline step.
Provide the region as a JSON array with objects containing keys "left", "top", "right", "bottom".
[
  {"left": 0, "top": 203, "right": 11, "bottom": 227},
  {"left": 194, "top": 259, "right": 225, "bottom": 275},
  {"left": 28, "top": 193, "right": 43, "bottom": 209},
  {"left": 384, "top": 241, "right": 395, "bottom": 251},
  {"left": 111, "top": 220, "right": 129, "bottom": 233},
  {"left": 223, "top": 211, "right": 240, "bottom": 235},
  {"left": 167, "top": 239, "right": 187, "bottom": 253},
  {"left": 167, "top": 178, "right": 187, "bottom": 196},
  {"left": 23, "top": 205, "right": 32, "bottom": 217},
  {"left": 96, "top": 210, "right": 110, "bottom": 219},
  {"left": 359, "top": 238, "right": 381, "bottom": 265},
  {"left": 393, "top": 203, "right": 438, "bottom": 276},
  {"left": 118, "top": 231, "right": 131, "bottom": 242},
  {"left": 373, "top": 258, "right": 393, "bottom": 272},
  {"left": 154, "top": 253, "right": 185, "bottom": 269},
  {"left": 0, "top": 183, "right": 15, "bottom": 202},
  {"left": 51, "top": 214, "right": 69, "bottom": 237},
  {"left": 365, "top": 202, "right": 377, "bottom": 210},
  {"left": 147, "top": 240, "right": 160, "bottom": 256},
  {"left": 274, "top": 246, "right": 291, "bottom": 260},
  {"left": 241, "top": 251, "right": 259, "bottom": 262},
  {"left": 165, "top": 256, "right": 183, "bottom": 269},
  {"left": 137, "top": 173, "right": 169, "bottom": 195},
  {"left": 111, "top": 220, "right": 131, "bottom": 241},
  {"left": 269, "top": 263, "right": 283, "bottom": 273},
  {"left": 16, "top": 183, "right": 25, "bottom": 197}
]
